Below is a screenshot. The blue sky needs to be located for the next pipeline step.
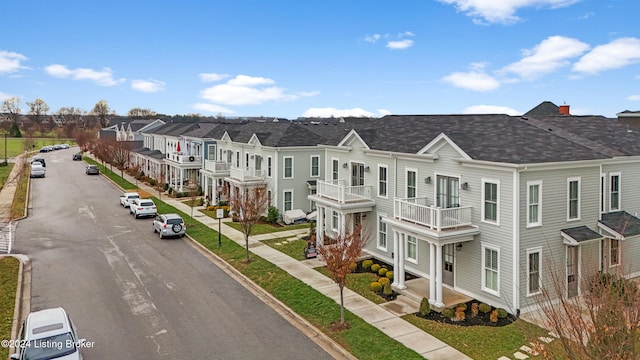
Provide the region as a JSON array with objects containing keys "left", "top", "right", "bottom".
[{"left": 1, "top": 0, "right": 639, "bottom": 119}]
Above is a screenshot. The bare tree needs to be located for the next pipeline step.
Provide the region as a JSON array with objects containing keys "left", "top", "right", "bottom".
[
  {"left": 187, "top": 172, "right": 201, "bottom": 220},
  {"left": 26, "top": 98, "right": 49, "bottom": 132},
  {"left": 229, "top": 184, "right": 269, "bottom": 263},
  {"left": 1, "top": 97, "right": 21, "bottom": 126},
  {"left": 156, "top": 168, "right": 166, "bottom": 200},
  {"left": 128, "top": 107, "right": 157, "bottom": 119},
  {"left": 318, "top": 225, "right": 368, "bottom": 328},
  {"left": 92, "top": 100, "right": 111, "bottom": 128},
  {"left": 109, "top": 139, "right": 132, "bottom": 178}
]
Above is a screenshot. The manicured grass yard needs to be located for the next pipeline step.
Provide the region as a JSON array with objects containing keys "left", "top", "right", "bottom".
[
  {"left": 0, "top": 257, "right": 19, "bottom": 360},
  {"left": 261, "top": 237, "right": 309, "bottom": 261},
  {"left": 0, "top": 163, "right": 14, "bottom": 186},
  {"left": 315, "top": 266, "right": 387, "bottom": 305},
  {"left": 222, "top": 220, "right": 310, "bottom": 235}
]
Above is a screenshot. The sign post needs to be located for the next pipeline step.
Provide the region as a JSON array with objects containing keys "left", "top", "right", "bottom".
[{"left": 216, "top": 208, "right": 224, "bottom": 248}]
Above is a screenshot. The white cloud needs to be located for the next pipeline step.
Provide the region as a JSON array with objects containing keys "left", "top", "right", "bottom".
[
  {"left": 442, "top": 69, "right": 500, "bottom": 91},
  {"left": 131, "top": 79, "right": 165, "bottom": 93},
  {"left": 501, "top": 36, "right": 589, "bottom": 80},
  {"left": 199, "top": 74, "right": 300, "bottom": 106},
  {"left": 364, "top": 34, "right": 381, "bottom": 43},
  {"left": 301, "top": 107, "right": 386, "bottom": 118},
  {"left": 438, "top": 0, "right": 580, "bottom": 24},
  {"left": 199, "top": 73, "right": 229, "bottom": 82},
  {"left": 44, "top": 64, "right": 125, "bottom": 86},
  {"left": 463, "top": 105, "right": 521, "bottom": 115},
  {"left": 386, "top": 39, "right": 414, "bottom": 50},
  {"left": 193, "top": 102, "right": 235, "bottom": 114},
  {"left": 573, "top": 38, "right": 640, "bottom": 74},
  {"left": 0, "top": 51, "right": 28, "bottom": 74},
  {"left": 628, "top": 94, "right": 640, "bottom": 101}
]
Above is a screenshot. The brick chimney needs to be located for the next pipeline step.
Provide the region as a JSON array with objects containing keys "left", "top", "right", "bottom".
[{"left": 559, "top": 104, "right": 570, "bottom": 116}]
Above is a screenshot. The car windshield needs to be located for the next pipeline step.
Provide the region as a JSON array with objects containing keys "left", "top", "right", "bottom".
[
  {"left": 130, "top": 195, "right": 140, "bottom": 199},
  {"left": 23, "top": 332, "right": 76, "bottom": 360},
  {"left": 167, "top": 218, "right": 183, "bottom": 225}
]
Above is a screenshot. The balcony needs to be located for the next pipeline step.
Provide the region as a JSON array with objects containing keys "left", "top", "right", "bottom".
[
  {"left": 228, "top": 167, "right": 265, "bottom": 182},
  {"left": 309, "top": 180, "right": 376, "bottom": 212},
  {"left": 167, "top": 153, "right": 202, "bottom": 165},
  {"left": 393, "top": 197, "right": 474, "bottom": 232},
  {"left": 202, "top": 160, "right": 231, "bottom": 176}
]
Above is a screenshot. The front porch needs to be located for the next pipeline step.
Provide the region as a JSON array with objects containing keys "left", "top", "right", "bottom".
[{"left": 395, "top": 277, "right": 473, "bottom": 310}]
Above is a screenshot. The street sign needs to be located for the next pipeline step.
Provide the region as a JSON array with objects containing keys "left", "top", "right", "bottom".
[{"left": 216, "top": 209, "right": 224, "bottom": 219}]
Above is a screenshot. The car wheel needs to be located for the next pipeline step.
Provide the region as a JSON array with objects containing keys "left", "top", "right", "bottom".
[{"left": 172, "top": 224, "right": 183, "bottom": 233}]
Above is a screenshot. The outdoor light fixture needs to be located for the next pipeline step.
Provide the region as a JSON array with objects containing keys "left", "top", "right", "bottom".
[
  {"left": 456, "top": 243, "right": 463, "bottom": 251},
  {"left": 461, "top": 182, "right": 469, "bottom": 190},
  {"left": 425, "top": 176, "right": 432, "bottom": 184},
  {"left": 343, "top": 162, "right": 348, "bottom": 168},
  {"left": 365, "top": 166, "right": 370, "bottom": 172}
]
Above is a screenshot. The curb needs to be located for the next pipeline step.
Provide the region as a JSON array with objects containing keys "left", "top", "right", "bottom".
[
  {"left": 2, "top": 254, "right": 30, "bottom": 357},
  {"left": 183, "top": 234, "right": 358, "bottom": 360}
]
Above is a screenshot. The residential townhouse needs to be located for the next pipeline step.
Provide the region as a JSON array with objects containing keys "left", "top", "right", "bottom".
[{"left": 309, "top": 112, "right": 640, "bottom": 315}]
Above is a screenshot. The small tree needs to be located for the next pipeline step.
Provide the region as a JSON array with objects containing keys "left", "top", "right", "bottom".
[
  {"left": 318, "top": 225, "right": 368, "bottom": 327},
  {"left": 156, "top": 169, "right": 165, "bottom": 200},
  {"left": 229, "top": 184, "right": 269, "bottom": 263},
  {"left": 187, "top": 173, "right": 200, "bottom": 220}
]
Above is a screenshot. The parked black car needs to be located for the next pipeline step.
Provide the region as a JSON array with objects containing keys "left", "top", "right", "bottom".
[
  {"left": 73, "top": 153, "right": 82, "bottom": 161},
  {"left": 86, "top": 165, "right": 99, "bottom": 175}
]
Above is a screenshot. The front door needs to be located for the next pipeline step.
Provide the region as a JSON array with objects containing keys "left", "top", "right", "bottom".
[
  {"left": 351, "top": 163, "right": 365, "bottom": 186},
  {"left": 567, "top": 246, "right": 578, "bottom": 297},
  {"left": 436, "top": 176, "right": 460, "bottom": 208},
  {"left": 442, "top": 244, "right": 454, "bottom": 286}
]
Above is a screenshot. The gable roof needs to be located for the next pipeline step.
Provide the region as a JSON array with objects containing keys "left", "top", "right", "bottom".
[{"left": 524, "top": 101, "right": 560, "bottom": 116}]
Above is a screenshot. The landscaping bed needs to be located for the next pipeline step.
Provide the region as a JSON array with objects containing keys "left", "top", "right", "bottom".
[{"left": 416, "top": 300, "right": 517, "bottom": 327}]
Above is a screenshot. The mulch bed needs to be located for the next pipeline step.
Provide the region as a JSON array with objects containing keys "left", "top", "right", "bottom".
[{"left": 415, "top": 300, "right": 516, "bottom": 327}]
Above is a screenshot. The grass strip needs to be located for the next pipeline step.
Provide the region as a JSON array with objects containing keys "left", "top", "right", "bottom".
[{"left": 0, "top": 257, "right": 19, "bottom": 360}]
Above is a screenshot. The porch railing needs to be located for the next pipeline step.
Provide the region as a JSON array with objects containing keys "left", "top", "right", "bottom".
[
  {"left": 394, "top": 197, "right": 473, "bottom": 231},
  {"left": 204, "top": 160, "right": 231, "bottom": 174},
  {"left": 230, "top": 167, "right": 265, "bottom": 182},
  {"left": 168, "top": 153, "right": 202, "bottom": 164},
  {"left": 316, "top": 179, "right": 373, "bottom": 203}
]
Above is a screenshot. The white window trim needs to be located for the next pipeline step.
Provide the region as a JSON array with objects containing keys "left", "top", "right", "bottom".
[
  {"left": 331, "top": 157, "right": 340, "bottom": 181},
  {"left": 609, "top": 238, "right": 621, "bottom": 268},
  {"left": 378, "top": 164, "right": 388, "bottom": 199},
  {"left": 405, "top": 235, "right": 418, "bottom": 264},
  {"left": 609, "top": 172, "right": 621, "bottom": 211},
  {"left": 526, "top": 247, "right": 542, "bottom": 296},
  {"left": 481, "top": 178, "right": 500, "bottom": 225},
  {"left": 567, "top": 176, "right": 581, "bottom": 221},
  {"left": 310, "top": 155, "right": 320, "bottom": 178},
  {"left": 406, "top": 167, "right": 418, "bottom": 198},
  {"left": 283, "top": 156, "right": 294, "bottom": 179},
  {"left": 481, "top": 242, "right": 500, "bottom": 296},
  {"left": 377, "top": 215, "right": 387, "bottom": 251},
  {"left": 267, "top": 156, "right": 272, "bottom": 178},
  {"left": 600, "top": 173, "right": 606, "bottom": 214},
  {"left": 283, "top": 189, "right": 294, "bottom": 212},
  {"left": 331, "top": 211, "right": 339, "bottom": 232},
  {"left": 526, "top": 180, "right": 542, "bottom": 228}
]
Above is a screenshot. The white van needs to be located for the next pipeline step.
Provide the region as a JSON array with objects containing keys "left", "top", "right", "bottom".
[{"left": 30, "top": 163, "right": 46, "bottom": 178}]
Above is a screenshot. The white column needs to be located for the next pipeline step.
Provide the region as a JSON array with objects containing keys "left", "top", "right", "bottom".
[
  {"left": 429, "top": 242, "right": 436, "bottom": 305},
  {"left": 396, "top": 232, "right": 406, "bottom": 289},
  {"left": 179, "top": 168, "right": 184, "bottom": 192},
  {"left": 203, "top": 176, "right": 209, "bottom": 205},
  {"left": 392, "top": 230, "right": 400, "bottom": 288},
  {"left": 435, "top": 244, "right": 444, "bottom": 307},
  {"left": 317, "top": 206, "right": 324, "bottom": 246}
]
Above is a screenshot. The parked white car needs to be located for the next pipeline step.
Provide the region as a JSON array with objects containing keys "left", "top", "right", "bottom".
[
  {"left": 130, "top": 198, "right": 157, "bottom": 218},
  {"left": 153, "top": 214, "right": 186, "bottom": 238},
  {"left": 30, "top": 163, "right": 46, "bottom": 178},
  {"left": 10, "top": 307, "right": 85, "bottom": 360},
  {"left": 119, "top": 192, "right": 140, "bottom": 208}
]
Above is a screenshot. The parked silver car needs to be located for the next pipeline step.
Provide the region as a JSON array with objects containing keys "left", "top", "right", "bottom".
[{"left": 152, "top": 214, "right": 186, "bottom": 238}]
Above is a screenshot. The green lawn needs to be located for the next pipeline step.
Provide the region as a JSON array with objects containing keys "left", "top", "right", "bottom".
[
  {"left": 223, "top": 220, "right": 310, "bottom": 235},
  {"left": 0, "top": 257, "right": 19, "bottom": 360},
  {"left": 2, "top": 138, "right": 76, "bottom": 158},
  {"left": 261, "top": 237, "right": 310, "bottom": 261},
  {"left": 315, "top": 266, "right": 387, "bottom": 305},
  {"left": 0, "top": 163, "right": 14, "bottom": 186}
]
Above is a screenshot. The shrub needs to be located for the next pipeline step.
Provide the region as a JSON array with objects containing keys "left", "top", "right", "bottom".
[
  {"left": 496, "top": 308, "right": 508, "bottom": 318},
  {"left": 490, "top": 309, "right": 499, "bottom": 323},
  {"left": 383, "top": 283, "right": 393, "bottom": 297},
  {"left": 370, "top": 281, "right": 382, "bottom": 292},
  {"left": 419, "top": 298, "right": 431, "bottom": 316},
  {"left": 349, "top": 262, "right": 358, "bottom": 272},
  {"left": 378, "top": 277, "right": 390, "bottom": 286},
  {"left": 442, "top": 308, "right": 455, "bottom": 319},
  {"left": 378, "top": 267, "right": 388, "bottom": 276},
  {"left": 479, "top": 303, "right": 491, "bottom": 314},
  {"left": 470, "top": 303, "right": 479, "bottom": 317},
  {"left": 266, "top": 206, "right": 279, "bottom": 224},
  {"left": 454, "top": 308, "right": 466, "bottom": 321},
  {"left": 455, "top": 302, "right": 467, "bottom": 311},
  {"left": 147, "top": 178, "right": 156, "bottom": 186},
  {"left": 370, "top": 264, "right": 381, "bottom": 273},
  {"left": 362, "top": 260, "right": 373, "bottom": 270},
  {"left": 385, "top": 271, "right": 394, "bottom": 280}
]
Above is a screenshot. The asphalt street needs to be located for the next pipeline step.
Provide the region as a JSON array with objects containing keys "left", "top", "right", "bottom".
[{"left": 14, "top": 149, "right": 334, "bottom": 359}]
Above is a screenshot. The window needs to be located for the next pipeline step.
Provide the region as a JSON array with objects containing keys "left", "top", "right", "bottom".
[
  {"left": 378, "top": 165, "right": 388, "bottom": 197},
  {"left": 283, "top": 190, "right": 293, "bottom": 211},
  {"left": 378, "top": 216, "right": 387, "bottom": 250},
  {"left": 482, "top": 245, "right": 499, "bottom": 294},
  {"left": 406, "top": 169, "right": 417, "bottom": 198},
  {"left": 482, "top": 180, "right": 499, "bottom": 224},
  {"left": 568, "top": 177, "right": 580, "bottom": 220},
  {"left": 406, "top": 235, "right": 417, "bottom": 262},
  {"left": 527, "top": 181, "right": 542, "bottom": 227},
  {"left": 235, "top": 151, "right": 240, "bottom": 168},
  {"left": 436, "top": 175, "right": 460, "bottom": 208},
  {"left": 267, "top": 156, "right": 272, "bottom": 177},
  {"left": 610, "top": 173, "right": 620, "bottom": 211},
  {"left": 208, "top": 144, "right": 216, "bottom": 160},
  {"left": 610, "top": 239, "right": 620, "bottom": 266},
  {"left": 309, "top": 156, "right": 320, "bottom": 177},
  {"left": 527, "top": 249, "right": 541, "bottom": 295},
  {"left": 332, "top": 159, "right": 339, "bottom": 180},
  {"left": 600, "top": 174, "right": 606, "bottom": 213},
  {"left": 332, "top": 211, "right": 339, "bottom": 231},
  {"left": 309, "top": 188, "right": 316, "bottom": 211},
  {"left": 245, "top": 153, "right": 249, "bottom": 168},
  {"left": 284, "top": 157, "right": 293, "bottom": 178}
]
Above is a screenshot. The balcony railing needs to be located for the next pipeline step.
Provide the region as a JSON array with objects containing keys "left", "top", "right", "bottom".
[
  {"left": 203, "top": 160, "right": 231, "bottom": 174},
  {"left": 229, "top": 167, "right": 265, "bottom": 182},
  {"left": 316, "top": 180, "right": 373, "bottom": 203},
  {"left": 168, "top": 153, "right": 202, "bottom": 164},
  {"left": 394, "top": 197, "right": 473, "bottom": 231}
]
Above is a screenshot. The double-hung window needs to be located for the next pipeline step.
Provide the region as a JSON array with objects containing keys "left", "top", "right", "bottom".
[
  {"left": 567, "top": 177, "right": 580, "bottom": 220},
  {"left": 482, "top": 244, "right": 499, "bottom": 295},
  {"left": 378, "top": 165, "right": 388, "bottom": 197},
  {"left": 283, "top": 157, "right": 293, "bottom": 179},
  {"left": 332, "top": 159, "right": 339, "bottom": 181},
  {"left": 310, "top": 156, "right": 319, "bottom": 177},
  {"left": 610, "top": 239, "right": 620, "bottom": 267},
  {"left": 610, "top": 173, "right": 620, "bottom": 211},
  {"left": 482, "top": 179, "right": 499, "bottom": 224},
  {"left": 378, "top": 216, "right": 387, "bottom": 250},
  {"left": 406, "top": 235, "right": 417, "bottom": 262},
  {"left": 406, "top": 169, "right": 417, "bottom": 198},
  {"left": 283, "top": 190, "right": 293, "bottom": 211},
  {"left": 527, "top": 181, "right": 542, "bottom": 227},
  {"left": 527, "top": 248, "right": 541, "bottom": 295}
]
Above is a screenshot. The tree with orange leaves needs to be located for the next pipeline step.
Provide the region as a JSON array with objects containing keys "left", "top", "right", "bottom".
[{"left": 318, "top": 225, "right": 368, "bottom": 327}]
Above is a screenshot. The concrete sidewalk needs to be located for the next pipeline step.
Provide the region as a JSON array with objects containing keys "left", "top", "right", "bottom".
[{"left": 117, "top": 170, "right": 472, "bottom": 360}]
